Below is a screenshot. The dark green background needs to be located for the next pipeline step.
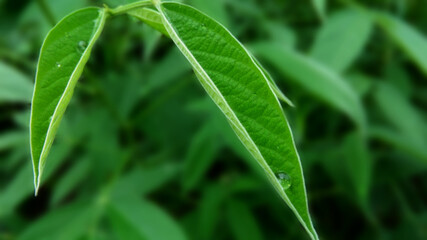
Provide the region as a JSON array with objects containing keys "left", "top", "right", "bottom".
[{"left": 0, "top": 0, "right": 426, "bottom": 239}]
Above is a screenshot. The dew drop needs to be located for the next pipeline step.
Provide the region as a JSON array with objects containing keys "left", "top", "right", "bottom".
[
  {"left": 56, "top": 62, "right": 61, "bottom": 68},
  {"left": 76, "top": 41, "right": 87, "bottom": 53},
  {"left": 275, "top": 171, "right": 291, "bottom": 190}
]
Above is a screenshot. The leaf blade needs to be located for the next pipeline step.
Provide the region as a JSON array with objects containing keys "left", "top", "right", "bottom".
[
  {"left": 108, "top": 197, "right": 188, "bottom": 240},
  {"left": 127, "top": 7, "right": 170, "bottom": 36},
  {"left": 30, "top": 7, "right": 107, "bottom": 194},
  {"left": 310, "top": 8, "right": 373, "bottom": 73},
  {"left": 0, "top": 61, "right": 33, "bottom": 103},
  {"left": 251, "top": 42, "right": 366, "bottom": 129},
  {"left": 375, "top": 12, "right": 427, "bottom": 76},
  {"left": 155, "top": 2, "right": 318, "bottom": 239}
]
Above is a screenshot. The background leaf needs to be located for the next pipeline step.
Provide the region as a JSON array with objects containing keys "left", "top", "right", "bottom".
[
  {"left": 310, "top": 8, "right": 373, "bottom": 73},
  {"left": 251, "top": 42, "right": 366, "bottom": 129},
  {"left": 108, "top": 197, "right": 188, "bottom": 240},
  {"left": 375, "top": 12, "right": 427, "bottom": 76},
  {"left": 0, "top": 61, "right": 33, "bottom": 103},
  {"left": 226, "top": 200, "right": 263, "bottom": 240}
]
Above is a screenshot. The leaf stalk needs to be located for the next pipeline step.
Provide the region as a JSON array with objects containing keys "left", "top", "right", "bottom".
[{"left": 108, "top": 0, "right": 152, "bottom": 15}]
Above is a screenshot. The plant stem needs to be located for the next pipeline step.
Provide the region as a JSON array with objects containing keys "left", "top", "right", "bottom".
[
  {"left": 109, "top": 0, "right": 152, "bottom": 16},
  {"left": 36, "top": 0, "right": 56, "bottom": 26}
]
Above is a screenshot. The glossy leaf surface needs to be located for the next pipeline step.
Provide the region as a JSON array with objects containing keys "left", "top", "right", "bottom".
[
  {"left": 155, "top": 2, "right": 318, "bottom": 239},
  {"left": 30, "top": 7, "right": 107, "bottom": 193}
]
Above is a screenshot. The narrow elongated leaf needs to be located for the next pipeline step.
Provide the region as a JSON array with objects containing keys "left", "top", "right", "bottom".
[
  {"left": 311, "top": 0, "right": 326, "bottom": 20},
  {"left": 369, "top": 126, "right": 427, "bottom": 161},
  {"left": 252, "top": 57, "right": 294, "bottom": 107},
  {"left": 140, "top": 47, "right": 190, "bottom": 98},
  {"left": 262, "top": 21, "right": 297, "bottom": 48},
  {"left": 0, "top": 142, "right": 72, "bottom": 217},
  {"left": 0, "top": 131, "right": 28, "bottom": 151},
  {"left": 108, "top": 197, "right": 188, "bottom": 240},
  {"left": 30, "top": 7, "right": 107, "bottom": 193},
  {"left": 310, "top": 8, "right": 373, "bottom": 73},
  {"left": 182, "top": 123, "right": 221, "bottom": 192},
  {"left": 373, "top": 82, "right": 427, "bottom": 159},
  {"left": 375, "top": 12, "right": 427, "bottom": 76},
  {"left": 18, "top": 201, "right": 96, "bottom": 240},
  {"left": 198, "top": 184, "right": 227, "bottom": 240},
  {"left": 251, "top": 42, "right": 365, "bottom": 129},
  {"left": 0, "top": 62, "right": 33, "bottom": 103},
  {"left": 226, "top": 200, "right": 263, "bottom": 240},
  {"left": 112, "top": 162, "right": 179, "bottom": 199},
  {"left": 342, "top": 131, "right": 371, "bottom": 206},
  {"left": 51, "top": 156, "right": 91, "bottom": 205},
  {"left": 155, "top": 2, "right": 318, "bottom": 239}
]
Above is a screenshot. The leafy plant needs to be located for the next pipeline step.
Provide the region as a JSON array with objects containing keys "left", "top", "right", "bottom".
[{"left": 29, "top": 0, "right": 318, "bottom": 239}]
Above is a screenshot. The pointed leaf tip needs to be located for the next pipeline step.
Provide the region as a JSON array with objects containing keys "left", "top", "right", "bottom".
[{"left": 30, "top": 7, "right": 107, "bottom": 192}]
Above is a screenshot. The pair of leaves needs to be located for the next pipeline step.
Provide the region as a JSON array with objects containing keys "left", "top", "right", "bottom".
[{"left": 30, "top": 1, "right": 318, "bottom": 238}]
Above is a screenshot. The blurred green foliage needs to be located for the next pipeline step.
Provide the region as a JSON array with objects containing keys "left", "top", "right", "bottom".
[{"left": 0, "top": 0, "right": 427, "bottom": 239}]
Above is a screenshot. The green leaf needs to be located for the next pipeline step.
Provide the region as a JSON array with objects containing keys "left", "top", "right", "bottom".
[
  {"left": 251, "top": 42, "right": 365, "bottom": 130},
  {"left": 373, "top": 82, "right": 427, "bottom": 160},
  {"left": 18, "top": 201, "right": 97, "bottom": 240},
  {"left": 226, "top": 200, "right": 263, "bottom": 240},
  {"left": 342, "top": 131, "right": 371, "bottom": 206},
  {"left": 30, "top": 7, "right": 107, "bottom": 194},
  {"left": 112, "top": 162, "right": 179, "bottom": 199},
  {"left": 127, "top": 7, "right": 169, "bottom": 36},
  {"left": 252, "top": 57, "right": 294, "bottom": 107},
  {"left": 375, "top": 12, "right": 427, "bottom": 76},
  {"left": 140, "top": 47, "right": 191, "bottom": 98},
  {"left": 0, "top": 141, "right": 73, "bottom": 217},
  {"left": 155, "top": 2, "right": 318, "bottom": 239},
  {"left": 108, "top": 197, "right": 188, "bottom": 240},
  {"left": 346, "top": 72, "right": 374, "bottom": 97},
  {"left": 369, "top": 126, "right": 427, "bottom": 161},
  {"left": 182, "top": 122, "right": 221, "bottom": 192},
  {"left": 262, "top": 21, "right": 297, "bottom": 48},
  {"left": 197, "top": 184, "right": 227, "bottom": 240},
  {"left": 310, "top": 8, "right": 373, "bottom": 73},
  {"left": 50, "top": 156, "right": 91, "bottom": 205},
  {"left": 0, "top": 61, "right": 33, "bottom": 103},
  {"left": 311, "top": 0, "right": 326, "bottom": 20},
  {"left": 0, "top": 131, "right": 28, "bottom": 151}
]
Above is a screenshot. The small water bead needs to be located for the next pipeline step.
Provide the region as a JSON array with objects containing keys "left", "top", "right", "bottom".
[
  {"left": 56, "top": 62, "right": 61, "bottom": 68},
  {"left": 275, "top": 171, "right": 291, "bottom": 190},
  {"left": 76, "top": 41, "right": 87, "bottom": 53}
]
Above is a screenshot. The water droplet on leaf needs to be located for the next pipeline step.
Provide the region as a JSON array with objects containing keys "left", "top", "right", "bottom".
[
  {"left": 76, "top": 41, "right": 87, "bottom": 53},
  {"left": 275, "top": 171, "right": 291, "bottom": 190},
  {"left": 56, "top": 62, "right": 61, "bottom": 68}
]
